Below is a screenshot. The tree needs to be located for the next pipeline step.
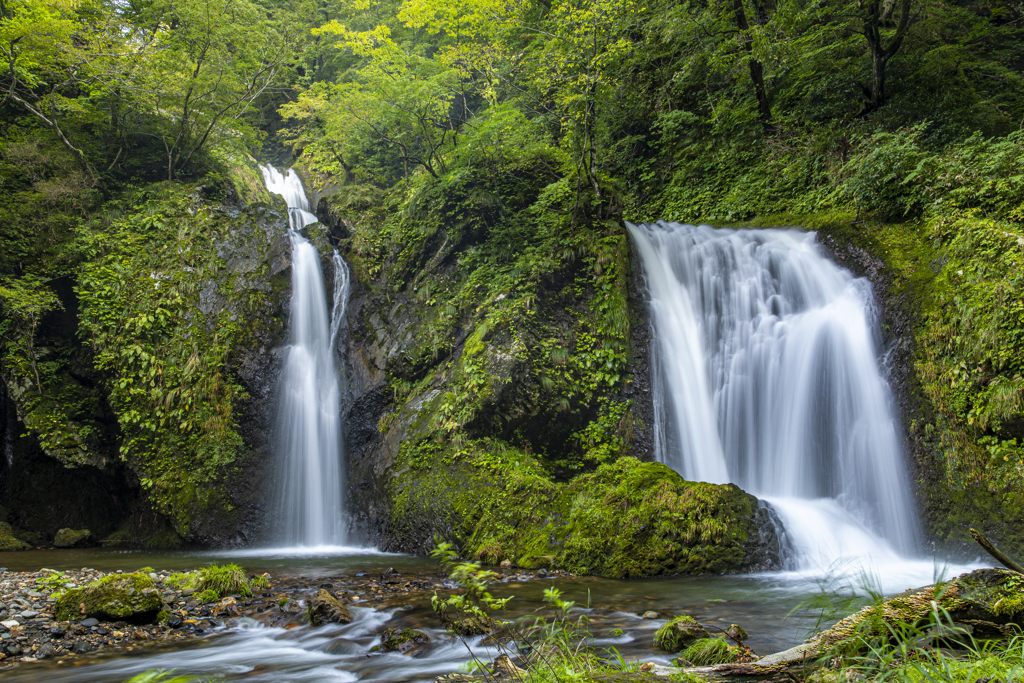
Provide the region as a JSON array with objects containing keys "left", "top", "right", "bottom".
[
  {"left": 136, "top": 0, "right": 295, "bottom": 182},
  {"left": 857, "top": 0, "right": 914, "bottom": 113},
  {"left": 0, "top": 0, "right": 100, "bottom": 179}
]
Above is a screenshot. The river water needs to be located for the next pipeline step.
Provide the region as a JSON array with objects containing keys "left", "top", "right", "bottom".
[{"left": 0, "top": 546, "right": 983, "bottom": 682}]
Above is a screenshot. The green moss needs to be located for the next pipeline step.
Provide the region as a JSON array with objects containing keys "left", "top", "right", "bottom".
[
  {"left": 390, "top": 442, "right": 770, "bottom": 577},
  {"left": 53, "top": 528, "right": 93, "bottom": 548},
  {"left": 379, "top": 627, "right": 430, "bottom": 653},
  {"left": 655, "top": 616, "right": 710, "bottom": 652},
  {"left": 55, "top": 572, "right": 164, "bottom": 622},
  {"left": 0, "top": 521, "right": 30, "bottom": 551}
]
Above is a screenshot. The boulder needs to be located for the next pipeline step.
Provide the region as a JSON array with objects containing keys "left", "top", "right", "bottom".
[
  {"left": 0, "top": 522, "right": 29, "bottom": 551},
  {"left": 309, "top": 589, "right": 352, "bottom": 625},
  {"left": 378, "top": 627, "right": 430, "bottom": 653},
  {"left": 654, "top": 615, "right": 710, "bottom": 652},
  {"left": 53, "top": 528, "right": 96, "bottom": 548},
  {"left": 54, "top": 573, "right": 165, "bottom": 623}
]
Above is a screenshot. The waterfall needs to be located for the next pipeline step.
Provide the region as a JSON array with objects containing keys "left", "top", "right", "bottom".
[
  {"left": 261, "top": 165, "right": 350, "bottom": 548},
  {"left": 628, "top": 221, "right": 922, "bottom": 575}
]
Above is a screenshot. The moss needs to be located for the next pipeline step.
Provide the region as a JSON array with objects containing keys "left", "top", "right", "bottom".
[
  {"left": 53, "top": 528, "right": 94, "bottom": 548},
  {"left": 655, "top": 616, "right": 710, "bottom": 652},
  {"left": 0, "top": 522, "right": 30, "bottom": 551},
  {"left": 389, "top": 442, "right": 773, "bottom": 577},
  {"left": 55, "top": 572, "right": 164, "bottom": 622}
]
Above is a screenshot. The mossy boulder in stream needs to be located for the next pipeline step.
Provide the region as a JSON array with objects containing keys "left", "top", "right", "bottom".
[
  {"left": 390, "top": 445, "right": 782, "bottom": 577},
  {"left": 55, "top": 572, "right": 164, "bottom": 623}
]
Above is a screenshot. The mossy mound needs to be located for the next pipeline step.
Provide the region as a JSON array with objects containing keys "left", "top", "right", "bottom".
[
  {"left": 53, "top": 528, "right": 95, "bottom": 548},
  {"left": 55, "top": 572, "right": 164, "bottom": 623},
  {"left": 0, "top": 522, "right": 30, "bottom": 551},
  {"left": 391, "top": 447, "right": 780, "bottom": 577},
  {"left": 809, "top": 568, "right": 1024, "bottom": 655},
  {"left": 654, "top": 615, "right": 710, "bottom": 652}
]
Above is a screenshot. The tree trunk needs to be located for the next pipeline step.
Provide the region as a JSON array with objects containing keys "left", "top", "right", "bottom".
[{"left": 733, "top": 0, "right": 773, "bottom": 133}]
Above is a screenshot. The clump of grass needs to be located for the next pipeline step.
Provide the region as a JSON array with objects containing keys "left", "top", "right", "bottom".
[
  {"left": 196, "top": 563, "right": 252, "bottom": 597},
  {"left": 196, "top": 589, "right": 220, "bottom": 603},
  {"left": 138, "top": 566, "right": 155, "bottom": 574},
  {"left": 163, "top": 564, "right": 268, "bottom": 597},
  {"left": 679, "top": 637, "right": 737, "bottom": 666}
]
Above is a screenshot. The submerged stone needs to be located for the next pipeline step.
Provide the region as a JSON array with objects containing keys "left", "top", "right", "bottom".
[
  {"left": 55, "top": 573, "right": 164, "bottom": 623},
  {"left": 378, "top": 627, "right": 430, "bottom": 654}
]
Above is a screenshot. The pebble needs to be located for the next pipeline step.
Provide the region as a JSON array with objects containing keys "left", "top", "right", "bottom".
[{"left": 642, "top": 611, "right": 659, "bottom": 619}]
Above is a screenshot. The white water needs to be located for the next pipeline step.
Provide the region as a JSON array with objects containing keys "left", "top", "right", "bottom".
[
  {"left": 262, "top": 166, "right": 352, "bottom": 548},
  {"left": 628, "top": 221, "right": 973, "bottom": 586}
]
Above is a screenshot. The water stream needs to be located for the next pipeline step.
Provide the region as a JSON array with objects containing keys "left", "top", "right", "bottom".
[{"left": 261, "top": 166, "right": 352, "bottom": 549}]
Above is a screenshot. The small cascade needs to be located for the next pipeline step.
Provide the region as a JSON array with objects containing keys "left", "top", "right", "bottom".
[
  {"left": 261, "top": 165, "right": 351, "bottom": 548},
  {"left": 628, "top": 221, "right": 922, "bottom": 576}
]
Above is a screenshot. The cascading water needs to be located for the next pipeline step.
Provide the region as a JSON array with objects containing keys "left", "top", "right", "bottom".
[
  {"left": 628, "top": 221, "right": 925, "bottom": 578},
  {"left": 262, "top": 165, "right": 351, "bottom": 548}
]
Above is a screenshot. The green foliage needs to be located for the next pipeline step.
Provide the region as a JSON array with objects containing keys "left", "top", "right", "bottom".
[
  {"left": 123, "top": 670, "right": 221, "bottom": 683},
  {"left": 196, "top": 589, "right": 221, "bottom": 603},
  {"left": 195, "top": 563, "right": 255, "bottom": 597}
]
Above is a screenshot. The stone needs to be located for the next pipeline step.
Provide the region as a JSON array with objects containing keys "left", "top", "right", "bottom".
[
  {"left": 35, "top": 643, "right": 54, "bottom": 659},
  {"left": 378, "top": 627, "right": 430, "bottom": 654},
  {"left": 499, "top": 560, "right": 512, "bottom": 568},
  {"left": 654, "top": 615, "right": 710, "bottom": 651},
  {"left": 727, "top": 623, "right": 747, "bottom": 643},
  {"left": 309, "top": 589, "right": 352, "bottom": 626},
  {"left": 0, "top": 523, "right": 29, "bottom": 552},
  {"left": 55, "top": 574, "right": 164, "bottom": 623},
  {"left": 642, "top": 611, "right": 659, "bottom": 619},
  {"left": 73, "top": 640, "right": 91, "bottom": 654},
  {"left": 53, "top": 528, "right": 96, "bottom": 549},
  {"left": 0, "top": 620, "right": 18, "bottom": 629},
  {"left": 80, "top": 618, "right": 99, "bottom": 627}
]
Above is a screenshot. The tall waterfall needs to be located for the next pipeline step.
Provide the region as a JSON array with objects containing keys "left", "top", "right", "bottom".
[
  {"left": 261, "top": 166, "right": 351, "bottom": 548},
  {"left": 628, "top": 221, "right": 921, "bottom": 574}
]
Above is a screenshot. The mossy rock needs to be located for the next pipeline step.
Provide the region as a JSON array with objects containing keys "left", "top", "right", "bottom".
[
  {"left": 0, "top": 522, "right": 30, "bottom": 551},
  {"left": 53, "top": 528, "right": 96, "bottom": 548},
  {"left": 378, "top": 627, "right": 430, "bottom": 653},
  {"left": 392, "top": 451, "right": 781, "bottom": 578},
  {"left": 309, "top": 588, "right": 352, "bottom": 625},
  {"left": 55, "top": 572, "right": 164, "bottom": 623},
  {"left": 654, "top": 615, "right": 710, "bottom": 652},
  {"left": 808, "top": 568, "right": 1024, "bottom": 656}
]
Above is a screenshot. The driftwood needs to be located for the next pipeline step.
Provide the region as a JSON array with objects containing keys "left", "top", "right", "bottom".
[{"left": 970, "top": 528, "right": 1024, "bottom": 574}]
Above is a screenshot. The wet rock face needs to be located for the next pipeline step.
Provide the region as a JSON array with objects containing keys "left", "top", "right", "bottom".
[{"left": 378, "top": 627, "right": 429, "bottom": 654}]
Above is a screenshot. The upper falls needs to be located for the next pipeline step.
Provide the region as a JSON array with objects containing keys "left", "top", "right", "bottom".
[
  {"left": 261, "top": 166, "right": 351, "bottom": 548},
  {"left": 628, "top": 221, "right": 921, "bottom": 574}
]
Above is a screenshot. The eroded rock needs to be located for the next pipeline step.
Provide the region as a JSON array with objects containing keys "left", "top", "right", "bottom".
[
  {"left": 54, "top": 572, "right": 164, "bottom": 623},
  {"left": 309, "top": 589, "right": 352, "bottom": 625}
]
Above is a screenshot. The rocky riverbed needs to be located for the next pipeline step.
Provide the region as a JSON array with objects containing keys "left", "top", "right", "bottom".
[{"left": 0, "top": 564, "right": 574, "bottom": 674}]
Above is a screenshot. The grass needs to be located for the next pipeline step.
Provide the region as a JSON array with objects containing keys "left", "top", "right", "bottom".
[
  {"left": 678, "top": 637, "right": 737, "bottom": 666},
  {"left": 162, "top": 564, "right": 269, "bottom": 597}
]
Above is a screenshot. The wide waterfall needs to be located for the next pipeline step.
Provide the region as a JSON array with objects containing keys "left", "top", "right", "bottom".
[
  {"left": 628, "top": 221, "right": 922, "bottom": 576},
  {"left": 261, "top": 165, "right": 351, "bottom": 548}
]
